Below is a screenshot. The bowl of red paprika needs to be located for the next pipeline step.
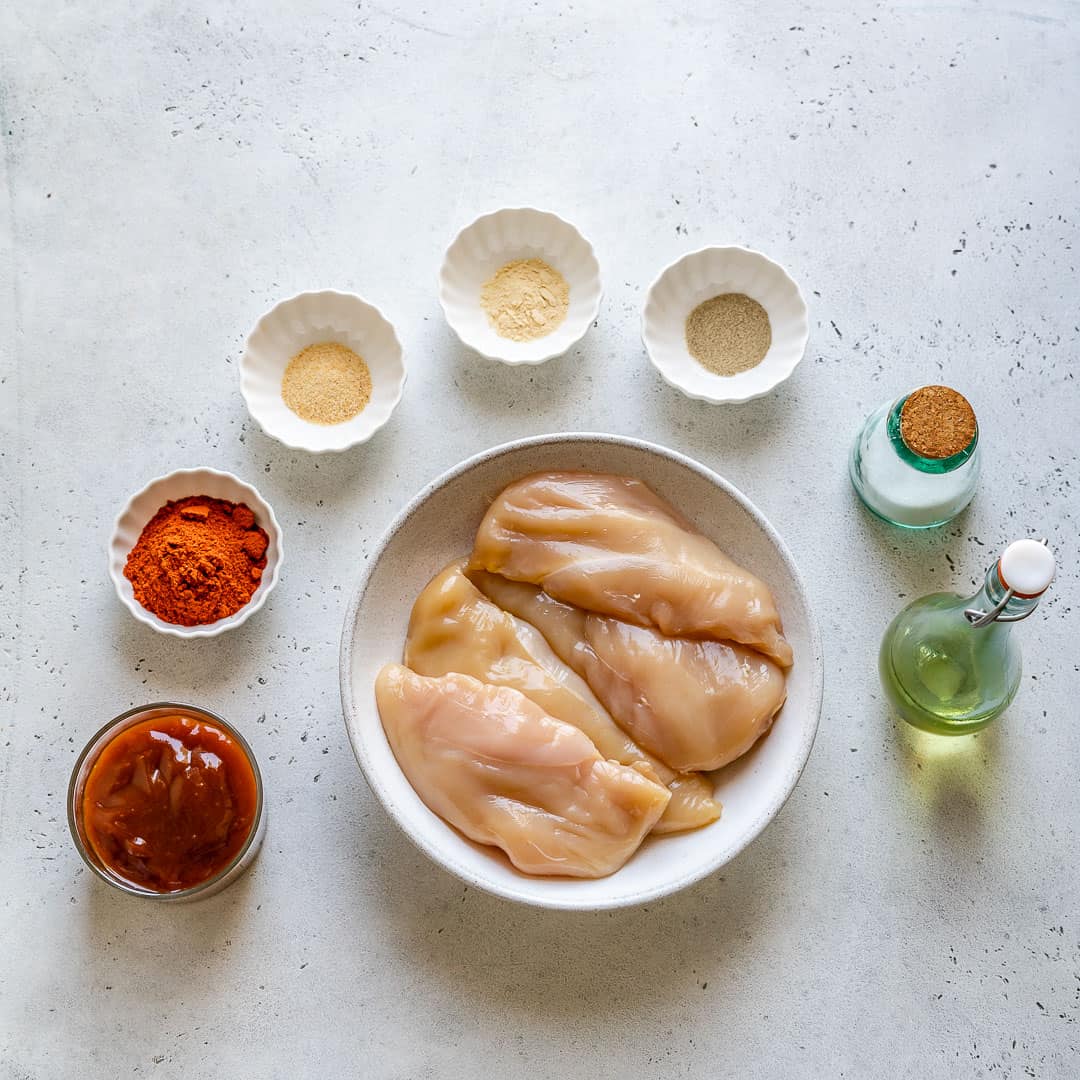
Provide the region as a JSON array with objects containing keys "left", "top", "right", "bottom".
[{"left": 109, "top": 467, "right": 283, "bottom": 638}]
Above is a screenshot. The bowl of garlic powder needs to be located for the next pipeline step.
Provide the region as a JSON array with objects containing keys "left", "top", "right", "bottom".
[
  {"left": 642, "top": 246, "right": 809, "bottom": 404},
  {"left": 240, "top": 290, "right": 406, "bottom": 452},
  {"left": 438, "top": 207, "right": 602, "bottom": 365}
]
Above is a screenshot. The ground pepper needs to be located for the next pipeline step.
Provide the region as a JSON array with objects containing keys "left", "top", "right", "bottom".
[
  {"left": 124, "top": 496, "right": 269, "bottom": 626},
  {"left": 685, "top": 293, "right": 772, "bottom": 376}
]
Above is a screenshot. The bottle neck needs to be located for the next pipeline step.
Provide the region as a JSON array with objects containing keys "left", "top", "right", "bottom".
[
  {"left": 968, "top": 563, "right": 1042, "bottom": 624},
  {"left": 887, "top": 395, "right": 979, "bottom": 475}
]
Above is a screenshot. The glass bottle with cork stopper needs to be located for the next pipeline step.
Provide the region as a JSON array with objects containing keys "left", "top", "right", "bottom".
[
  {"left": 879, "top": 538, "right": 1055, "bottom": 735},
  {"left": 850, "top": 384, "right": 980, "bottom": 528}
]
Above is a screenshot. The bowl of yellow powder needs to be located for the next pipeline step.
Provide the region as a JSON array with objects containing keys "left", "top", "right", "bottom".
[
  {"left": 642, "top": 247, "right": 809, "bottom": 404},
  {"left": 240, "top": 290, "right": 406, "bottom": 452},
  {"left": 439, "top": 207, "right": 602, "bottom": 365}
]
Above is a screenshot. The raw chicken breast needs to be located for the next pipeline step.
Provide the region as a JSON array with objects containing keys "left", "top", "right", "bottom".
[
  {"left": 583, "top": 618, "right": 787, "bottom": 772},
  {"left": 658, "top": 773, "right": 727, "bottom": 835},
  {"left": 406, "top": 562, "right": 720, "bottom": 834},
  {"left": 469, "top": 471, "right": 793, "bottom": 667},
  {"left": 470, "top": 570, "right": 786, "bottom": 773},
  {"left": 375, "top": 664, "right": 670, "bottom": 878},
  {"left": 404, "top": 562, "right": 638, "bottom": 765},
  {"left": 468, "top": 568, "right": 591, "bottom": 674}
]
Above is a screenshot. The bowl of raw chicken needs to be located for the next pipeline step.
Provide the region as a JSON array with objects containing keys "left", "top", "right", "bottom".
[{"left": 340, "top": 433, "right": 822, "bottom": 910}]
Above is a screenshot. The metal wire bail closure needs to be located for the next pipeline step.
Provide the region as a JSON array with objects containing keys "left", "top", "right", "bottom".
[{"left": 963, "top": 538, "right": 1050, "bottom": 627}]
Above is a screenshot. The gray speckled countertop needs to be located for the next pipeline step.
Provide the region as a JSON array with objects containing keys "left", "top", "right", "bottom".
[{"left": 1, "top": 3, "right": 1077, "bottom": 1077}]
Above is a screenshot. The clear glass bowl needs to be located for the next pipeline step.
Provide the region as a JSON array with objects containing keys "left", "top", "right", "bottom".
[{"left": 68, "top": 702, "right": 265, "bottom": 901}]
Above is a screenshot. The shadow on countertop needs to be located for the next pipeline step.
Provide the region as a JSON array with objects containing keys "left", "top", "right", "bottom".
[
  {"left": 889, "top": 706, "right": 1004, "bottom": 856},
  {"left": 359, "top": 817, "right": 799, "bottom": 1023}
]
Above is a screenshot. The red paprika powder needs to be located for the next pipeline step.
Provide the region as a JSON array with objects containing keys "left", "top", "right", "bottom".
[{"left": 123, "top": 496, "right": 269, "bottom": 626}]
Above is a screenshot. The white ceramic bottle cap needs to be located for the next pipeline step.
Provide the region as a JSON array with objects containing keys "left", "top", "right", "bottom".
[{"left": 999, "top": 539, "right": 1055, "bottom": 598}]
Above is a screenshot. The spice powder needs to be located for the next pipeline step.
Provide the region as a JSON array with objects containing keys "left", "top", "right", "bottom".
[
  {"left": 480, "top": 259, "right": 569, "bottom": 342},
  {"left": 685, "top": 293, "right": 772, "bottom": 376},
  {"left": 123, "top": 496, "right": 269, "bottom": 626},
  {"left": 282, "top": 342, "right": 372, "bottom": 425}
]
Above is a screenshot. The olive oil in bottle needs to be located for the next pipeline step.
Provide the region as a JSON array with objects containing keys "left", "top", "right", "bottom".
[{"left": 879, "top": 539, "right": 1055, "bottom": 735}]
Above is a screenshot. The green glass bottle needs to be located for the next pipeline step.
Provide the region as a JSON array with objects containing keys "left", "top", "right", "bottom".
[{"left": 879, "top": 539, "right": 1055, "bottom": 735}]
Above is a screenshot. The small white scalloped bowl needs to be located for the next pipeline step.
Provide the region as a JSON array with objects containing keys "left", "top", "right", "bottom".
[
  {"left": 438, "top": 208, "right": 602, "bottom": 365},
  {"left": 642, "top": 247, "right": 809, "bottom": 404},
  {"left": 109, "top": 467, "right": 283, "bottom": 638},
  {"left": 240, "top": 291, "right": 406, "bottom": 452}
]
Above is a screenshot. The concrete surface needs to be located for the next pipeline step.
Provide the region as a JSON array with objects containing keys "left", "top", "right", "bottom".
[{"left": 1, "top": 2, "right": 1078, "bottom": 1077}]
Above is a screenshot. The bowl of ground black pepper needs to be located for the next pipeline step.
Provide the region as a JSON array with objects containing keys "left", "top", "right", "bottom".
[
  {"left": 240, "top": 290, "right": 406, "bottom": 452},
  {"left": 642, "top": 246, "right": 809, "bottom": 404},
  {"left": 439, "top": 207, "right": 602, "bottom": 365},
  {"left": 109, "top": 467, "right": 283, "bottom": 637}
]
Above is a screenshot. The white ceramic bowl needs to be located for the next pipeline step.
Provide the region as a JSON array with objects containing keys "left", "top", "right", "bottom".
[
  {"left": 340, "top": 433, "right": 823, "bottom": 910},
  {"left": 642, "top": 246, "right": 809, "bottom": 404},
  {"left": 240, "top": 290, "right": 406, "bottom": 452},
  {"left": 438, "top": 208, "right": 602, "bottom": 365},
  {"left": 109, "top": 467, "right": 283, "bottom": 638}
]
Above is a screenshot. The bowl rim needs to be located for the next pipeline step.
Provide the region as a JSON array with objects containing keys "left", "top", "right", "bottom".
[
  {"left": 239, "top": 288, "right": 407, "bottom": 454},
  {"left": 338, "top": 431, "right": 824, "bottom": 910},
  {"left": 108, "top": 466, "right": 284, "bottom": 639},
  {"left": 437, "top": 206, "right": 603, "bottom": 366},
  {"left": 641, "top": 244, "right": 810, "bottom": 405}
]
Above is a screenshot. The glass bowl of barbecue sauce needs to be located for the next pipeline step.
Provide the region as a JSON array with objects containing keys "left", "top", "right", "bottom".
[{"left": 68, "top": 704, "right": 264, "bottom": 900}]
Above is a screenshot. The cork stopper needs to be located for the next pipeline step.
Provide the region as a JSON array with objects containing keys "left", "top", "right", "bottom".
[{"left": 900, "top": 385, "right": 977, "bottom": 459}]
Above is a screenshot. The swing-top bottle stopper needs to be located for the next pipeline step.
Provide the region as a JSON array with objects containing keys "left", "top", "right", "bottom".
[{"left": 964, "top": 538, "right": 1055, "bottom": 627}]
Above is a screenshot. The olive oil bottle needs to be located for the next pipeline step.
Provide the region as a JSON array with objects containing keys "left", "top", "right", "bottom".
[{"left": 879, "top": 539, "right": 1055, "bottom": 735}]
